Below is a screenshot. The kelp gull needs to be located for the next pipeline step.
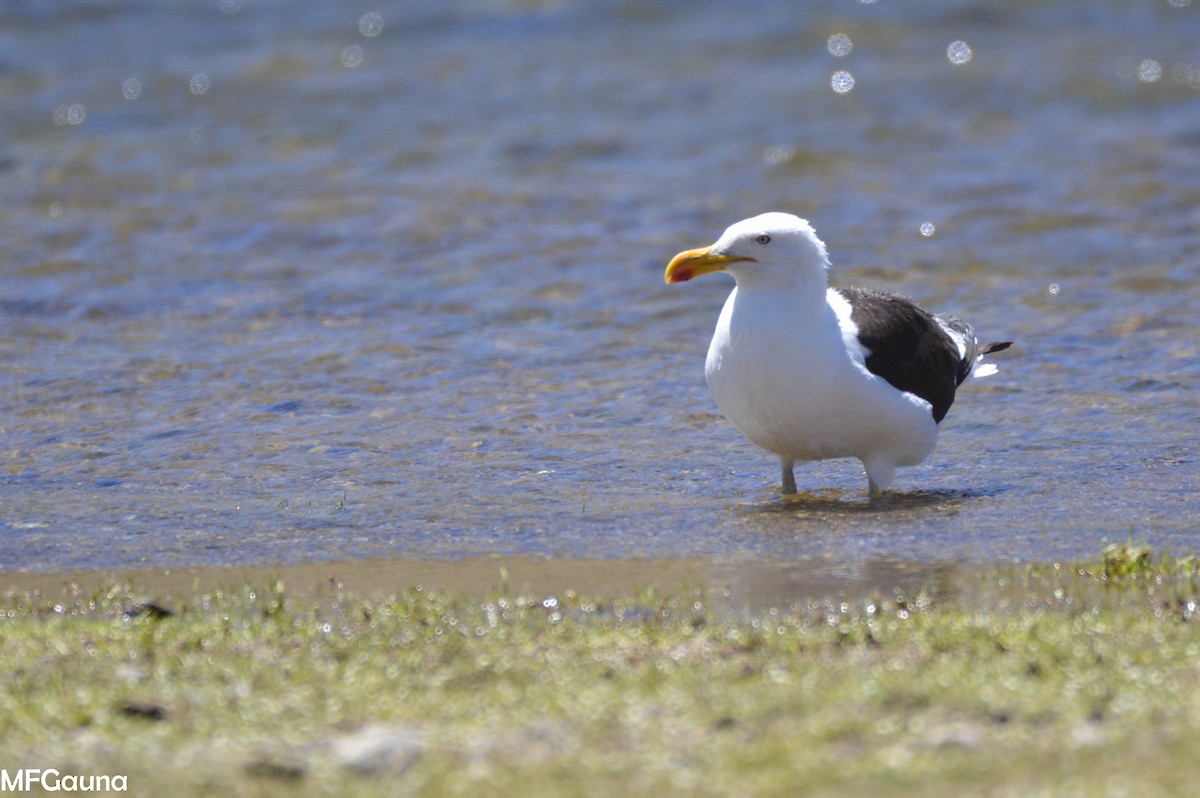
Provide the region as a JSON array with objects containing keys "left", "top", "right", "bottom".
[{"left": 665, "top": 212, "right": 1012, "bottom": 497}]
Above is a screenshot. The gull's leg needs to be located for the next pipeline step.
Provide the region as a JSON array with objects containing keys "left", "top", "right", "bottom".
[
  {"left": 863, "top": 459, "right": 894, "bottom": 499},
  {"left": 781, "top": 458, "right": 797, "bottom": 495}
]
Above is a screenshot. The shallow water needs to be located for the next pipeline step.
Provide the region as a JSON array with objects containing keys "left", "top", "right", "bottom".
[{"left": 2, "top": 0, "right": 1199, "bottom": 579}]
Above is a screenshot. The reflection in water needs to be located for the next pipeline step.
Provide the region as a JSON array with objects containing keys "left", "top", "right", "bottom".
[
  {"left": 729, "top": 484, "right": 1003, "bottom": 535},
  {"left": 748, "top": 487, "right": 1002, "bottom": 517}
]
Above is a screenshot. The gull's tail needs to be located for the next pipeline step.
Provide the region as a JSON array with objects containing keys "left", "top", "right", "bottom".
[
  {"left": 936, "top": 313, "right": 1014, "bottom": 384},
  {"left": 971, "top": 340, "right": 1013, "bottom": 379}
]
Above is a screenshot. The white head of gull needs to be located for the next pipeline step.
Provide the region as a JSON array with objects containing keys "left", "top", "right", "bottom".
[{"left": 665, "top": 212, "right": 1011, "bottom": 497}]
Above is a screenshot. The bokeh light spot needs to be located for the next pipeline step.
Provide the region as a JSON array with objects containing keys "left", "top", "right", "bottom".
[
  {"left": 359, "top": 12, "right": 384, "bottom": 37},
  {"left": 340, "top": 45, "right": 364, "bottom": 68},
  {"left": 1171, "top": 63, "right": 1200, "bottom": 90},
  {"left": 831, "top": 70, "right": 855, "bottom": 94},
  {"left": 827, "top": 34, "right": 853, "bottom": 58},
  {"left": 189, "top": 72, "right": 210, "bottom": 95},
  {"left": 1137, "top": 59, "right": 1162, "bottom": 82},
  {"left": 947, "top": 41, "right": 972, "bottom": 65},
  {"left": 763, "top": 145, "right": 795, "bottom": 166},
  {"left": 53, "top": 103, "right": 87, "bottom": 126}
]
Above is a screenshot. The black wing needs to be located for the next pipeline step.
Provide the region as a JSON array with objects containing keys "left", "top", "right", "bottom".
[{"left": 836, "top": 288, "right": 966, "bottom": 424}]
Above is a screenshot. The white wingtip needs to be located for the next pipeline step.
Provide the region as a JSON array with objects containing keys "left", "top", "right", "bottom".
[{"left": 972, "top": 362, "right": 999, "bottom": 379}]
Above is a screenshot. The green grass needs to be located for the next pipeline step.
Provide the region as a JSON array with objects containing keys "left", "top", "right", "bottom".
[{"left": 2, "top": 547, "right": 1199, "bottom": 797}]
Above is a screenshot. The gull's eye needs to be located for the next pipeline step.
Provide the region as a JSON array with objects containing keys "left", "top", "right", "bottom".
[{"left": 755, "top": 234, "right": 771, "bottom": 245}]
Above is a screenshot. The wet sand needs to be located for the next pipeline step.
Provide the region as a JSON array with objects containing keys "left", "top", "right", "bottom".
[{"left": 1, "top": 554, "right": 971, "bottom": 611}]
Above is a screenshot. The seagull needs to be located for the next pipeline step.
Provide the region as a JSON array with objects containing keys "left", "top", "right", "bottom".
[{"left": 665, "top": 212, "right": 1011, "bottom": 497}]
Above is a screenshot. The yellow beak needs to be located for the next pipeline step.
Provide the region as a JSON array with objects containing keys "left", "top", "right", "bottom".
[{"left": 664, "top": 246, "right": 752, "bottom": 284}]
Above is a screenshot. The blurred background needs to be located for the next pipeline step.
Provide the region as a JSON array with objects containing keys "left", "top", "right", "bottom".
[{"left": 1, "top": 0, "right": 1198, "bottom": 574}]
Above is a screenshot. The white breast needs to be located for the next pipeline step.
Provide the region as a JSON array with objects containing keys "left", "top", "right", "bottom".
[{"left": 704, "top": 286, "right": 938, "bottom": 467}]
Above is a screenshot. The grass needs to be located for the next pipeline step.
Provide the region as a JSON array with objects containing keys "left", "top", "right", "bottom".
[{"left": 1, "top": 545, "right": 1198, "bottom": 797}]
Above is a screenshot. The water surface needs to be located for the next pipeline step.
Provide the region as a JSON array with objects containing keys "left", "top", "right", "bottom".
[{"left": 2, "top": 0, "right": 1198, "bottom": 579}]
